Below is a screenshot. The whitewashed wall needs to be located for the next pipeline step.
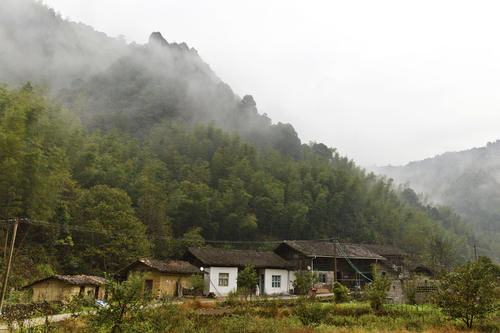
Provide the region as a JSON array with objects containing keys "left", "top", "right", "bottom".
[
  {"left": 207, "top": 266, "right": 238, "bottom": 296},
  {"left": 263, "top": 268, "right": 290, "bottom": 295}
]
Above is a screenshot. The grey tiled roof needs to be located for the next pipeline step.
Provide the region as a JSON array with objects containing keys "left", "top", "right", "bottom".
[
  {"left": 280, "top": 240, "right": 386, "bottom": 260},
  {"left": 23, "top": 275, "right": 107, "bottom": 289},
  {"left": 187, "top": 247, "right": 292, "bottom": 268},
  {"left": 362, "top": 244, "right": 407, "bottom": 256},
  {"left": 135, "top": 258, "right": 202, "bottom": 274}
]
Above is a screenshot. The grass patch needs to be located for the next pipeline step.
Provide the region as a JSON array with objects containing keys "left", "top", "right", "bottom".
[{"left": 45, "top": 298, "right": 497, "bottom": 332}]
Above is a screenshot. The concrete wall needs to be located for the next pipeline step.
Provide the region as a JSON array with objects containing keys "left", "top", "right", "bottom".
[
  {"left": 206, "top": 267, "right": 238, "bottom": 296},
  {"left": 32, "top": 280, "right": 103, "bottom": 302},
  {"left": 127, "top": 269, "right": 195, "bottom": 297},
  {"left": 387, "top": 280, "right": 405, "bottom": 304},
  {"left": 263, "top": 269, "right": 290, "bottom": 295}
]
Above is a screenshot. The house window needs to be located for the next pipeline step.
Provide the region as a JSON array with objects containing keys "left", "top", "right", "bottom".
[
  {"left": 319, "top": 273, "right": 327, "bottom": 283},
  {"left": 272, "top": 275, "right": 281, "bottom": 288},
  {"left": 218, "top": 273, "right": 229, "bottom": 286}
]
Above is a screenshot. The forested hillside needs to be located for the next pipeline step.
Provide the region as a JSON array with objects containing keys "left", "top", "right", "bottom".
[
  {"left": 377, "top": 142, "right": 500, "bottom": 261},
  {"left": 0, "top": 0, "right": 490, "bottom": 287},
  {"left": 0, "top": 85, "right": 478, "bottom": 286}
]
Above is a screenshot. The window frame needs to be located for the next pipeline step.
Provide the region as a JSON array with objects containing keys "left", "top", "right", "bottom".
[
  {"left": 218, "top": 272, "right": 229, "bottom": 287},
  {"left": 271, "top": 275, "right": 281, "bottom": 288}
]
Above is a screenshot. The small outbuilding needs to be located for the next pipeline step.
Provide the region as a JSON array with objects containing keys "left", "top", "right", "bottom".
[
  {"left": 22, "top": 275, "right": 107, "bottom": 302},
  {"left": 119, "top": 258, "right": 203, "bottom": 298}
]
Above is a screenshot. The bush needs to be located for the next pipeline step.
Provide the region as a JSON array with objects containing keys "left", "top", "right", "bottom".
[
  {"left": 146, "top": 303, "right": 194, "bottom": 332},
  {"left": 224, "top": 289, "right": 240, "bottom": 307},
  {"left": 292, "top": 271, "right": 319, "bottom": 295},
  {"left": 293, "top": 300, "right": 326, "bottom": 326},
  {"left": 188, "top": 274, "right": 205, "bottom": 296},
  {"left": 88, "top": 275, "right": 151, "bottom": 333},
  {"left": 332, "top": 281, "right": 350, "bottom": 303},
  {"left": 364, "top": 269, "right": 391, "bottom": 311},
  {"left": 237, "top": 265, "right": 258, "bottom": 299},
  {"left": 403, "top": 278, "right": 417, "bottom": 305},
  {"left": 255, "top": 298, "right": 280, "bottom": 318},
  {"left": 324, "top": 314, "right": 357, "bottom": 326}
]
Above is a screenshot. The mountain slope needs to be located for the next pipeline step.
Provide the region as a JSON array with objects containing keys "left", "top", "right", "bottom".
[
  {"left": 0, "top": 0, "right": 129, "bottom": 89},
  {"left": 377, "top": 141, "right": 500, "bottom": 259}
]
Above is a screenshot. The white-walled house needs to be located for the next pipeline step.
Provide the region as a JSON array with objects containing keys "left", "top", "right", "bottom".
[
  {"left": 185, "top": 247, "right": 294, "bottom": 296},
  {"left": 204, "top": 266, "right": 238, "bottom": 296}
]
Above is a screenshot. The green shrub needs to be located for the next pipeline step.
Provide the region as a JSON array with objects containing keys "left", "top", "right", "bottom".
[
  {"left": 332, "top": 281, "right": 350, "bottom": 303},
  {"left": 324, "top": 314, "right": 357, "bottom": 326},
  {"left": 146, "top": 303, "right": 194, "bottom": 332},
  {"left": 188, "top": 274, "right": 205, "bottom": 296},
  {"left": 293, "top": 300, "right": 326, "bottom": 326},
  {"left": 237, "top": 265, "right": 258, "bottom": 299},
  {"left": 364, "top": 269, "right": 391, "bottom": 311},
  {"left": 88, "top": 275, "right": 151, "bottom": 333},
  {"left": 292, "top": 271, "right": 319, "bottom": 295},
  {"left": 404, "top": 278, "right": 417, "bottom": 305},
  {"left": 224, "top": 289, "right": 240, "bottom": 307}
]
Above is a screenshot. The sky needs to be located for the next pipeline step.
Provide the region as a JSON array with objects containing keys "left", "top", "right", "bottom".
[{"left": 41, "top": 0, "right": 500, "bottom": 166}]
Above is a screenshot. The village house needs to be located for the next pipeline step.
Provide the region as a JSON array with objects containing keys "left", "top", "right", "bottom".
[
  {"left": 274, "top": 240, "right": 386, "bottom": 290},
  {"left": 22, "top": 275, "right": 107, "bottom": 302},
  {"left": 119, "top": 258, "right": 203, "bottom": 298},
  {"left": 185, "top": 247, "right": 294, "bottom": 296}
]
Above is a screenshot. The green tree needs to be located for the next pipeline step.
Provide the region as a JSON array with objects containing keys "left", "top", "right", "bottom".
[
  {"left": 292, "top": 271, "right": 319, "bottom": 295},
  {"left": 332, "top": 281, "right": 350, "bottom": 303},
  {"left": 364, "top": 268, "right": 391, "bottom": 311},
  {"left": 433, "top": 257, "right": 499, "bottom": 328},
  {"left": 89, "top": 275, "right": 150, "bottom": 333},
  {"left": 71, "top": 185, "right": 150, "bottom": 273},
  {"left": 237, "top": 265, "right": 258, "bottom": 299}
]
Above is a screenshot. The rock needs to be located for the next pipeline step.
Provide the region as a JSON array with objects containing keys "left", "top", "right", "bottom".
[{"left": 149, "top": 31, "right": 168, "bottom": 46}]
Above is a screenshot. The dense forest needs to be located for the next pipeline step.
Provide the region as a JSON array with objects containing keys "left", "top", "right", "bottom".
[{"left": 0, "top": 0, "right": 493, "bottom": 287}]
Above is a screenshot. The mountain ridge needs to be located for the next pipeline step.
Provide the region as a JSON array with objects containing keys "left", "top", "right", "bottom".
[{"left": 376, "top": 140, "right": 500, "bottom": 259}]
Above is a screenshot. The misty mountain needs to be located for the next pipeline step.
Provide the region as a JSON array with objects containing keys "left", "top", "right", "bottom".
[
  {"left": 0, "top": 0, "right": 129, "bottom": 89},
  {"left": 0, "top": 0, "right": 302, "bottom": 159},
  {"left": 377, "top": 141, "right": 500, "bottom": 245}
]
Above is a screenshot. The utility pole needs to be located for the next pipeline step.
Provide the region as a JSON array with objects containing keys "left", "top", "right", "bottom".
[
  {"left": 333, "top": 241, "right": 337, "bottom": 283},
  {"left": 0, "top": 218, "right": 18, "bottom": 314},
  {"left": 474, "top": 244, "right": 478, "bottom": 262}
]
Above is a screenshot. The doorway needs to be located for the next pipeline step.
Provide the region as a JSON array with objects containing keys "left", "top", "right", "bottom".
[
  {"left": 259, "top": 274, "right": 265, "bottom": 295},
  {"left": 144, "top": 279, "right": 153, "bottom": 296}
]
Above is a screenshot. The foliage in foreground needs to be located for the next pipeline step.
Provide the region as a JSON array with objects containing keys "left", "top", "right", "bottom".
[
  {"left": 364, "top": 268, "right": 391, "bottom": 311},
  {"left": 237, "top": 265, "right": 258, "bottom": 298},
  {"left": 52, "top": 300, "right": 499, "bottom": 333},
  {"left": 332, "top": 281, "right": 350, "bottom": 303},
  {"left": 433, "top": 257, "right": 500, "bottom": 328},
  {"left": 88, "top": 275, "right": 150, "bottom": 333},
  {"left": 292, "top": 271, "right": 319, "bottom": 295}
]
